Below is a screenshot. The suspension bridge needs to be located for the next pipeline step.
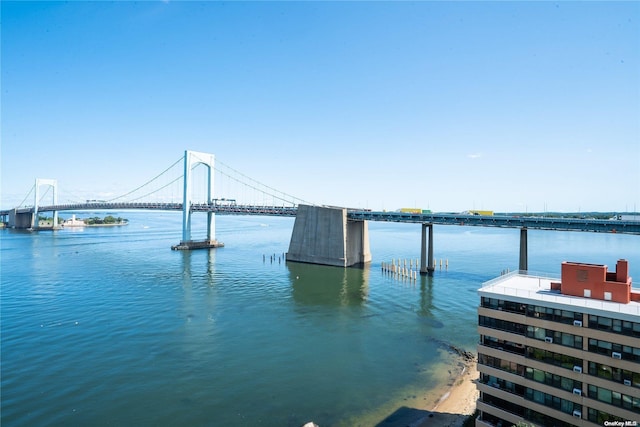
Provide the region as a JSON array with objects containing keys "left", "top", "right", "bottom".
[{"left": 2, "top": 150, "right": 639, "bottom": 273}]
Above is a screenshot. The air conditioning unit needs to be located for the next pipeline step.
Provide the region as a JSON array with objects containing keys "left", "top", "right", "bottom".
[
  {"left": 573, "top": 388, "right": 582, "bottom": 396},
  {"left": 545, "top": 337, "right": 553, "bottom": 343},
  {"left": 573, "top": 410, "right": 582, "bottom": 418},
  {"left": 573, "top": 320, "right": 583, "bottom": 327},
  {"left": 612, "top": 352, "right": 622, "bottom": 359},
  {"left": 624, "top": 379, "right": 632, "bottom": 386},
  {"left": 573, "top": 365, "right": 582, "bottom": 373}
]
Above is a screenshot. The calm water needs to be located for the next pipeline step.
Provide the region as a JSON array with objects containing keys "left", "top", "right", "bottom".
[{"left": 2, "top": 213, "right": 639, "bottom": 427}]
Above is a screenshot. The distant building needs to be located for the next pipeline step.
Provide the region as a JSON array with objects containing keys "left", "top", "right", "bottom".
[
  {"left": 476, "top": 259, "right": 639, "bottom": 426},
  {"left": 63, "top": 214, "right": 85, "bottom": 227}
]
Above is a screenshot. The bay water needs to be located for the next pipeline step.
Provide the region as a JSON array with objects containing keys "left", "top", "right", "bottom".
[{"left": 2, "top": 212, "right": 638, "bottom": 426}]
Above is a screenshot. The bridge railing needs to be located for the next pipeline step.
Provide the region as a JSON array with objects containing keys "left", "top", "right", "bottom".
[
  {"left": 481, "top": 270, "right": 559, "bottom": 287},
  {"left": 346, "top": 211, "right": 640, "bottom": 234}
]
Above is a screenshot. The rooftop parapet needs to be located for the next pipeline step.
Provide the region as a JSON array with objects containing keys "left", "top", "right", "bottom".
[{"left": 479, "top": 270, "right": 640, "bottom": 318}]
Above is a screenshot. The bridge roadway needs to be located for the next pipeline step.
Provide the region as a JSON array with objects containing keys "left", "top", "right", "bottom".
[
  {"left": 3, "top": 202, "right": 298, "bottom": 217},
  {"left": 3, "top": 202, "right": 640, "bottom": 234},
  {"left": 347, "top": 210, "right": 640, "bottom": 234}
]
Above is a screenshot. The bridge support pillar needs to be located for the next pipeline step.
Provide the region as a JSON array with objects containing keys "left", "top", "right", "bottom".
[
  {"left": 287, "top": 204, "right": 371, "bottom": 267},
  {"left": 8, "top": 209, "right": 34, "bottom": 229},
  {"left": 519, "top": 227, "right": 528, "bottom": 272},
  {"left": 173, "top": 150, "right": 224, "bottom": 250},
  {"left": 420, "top": 223, "right": 435, "bottom": 275},
  {"left": 32, "top": 178, "right": 59, "bottom": 229}
]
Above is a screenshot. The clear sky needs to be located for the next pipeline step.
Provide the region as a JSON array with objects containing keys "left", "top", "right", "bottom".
[{"left": 2, "top": 1, "right": 639, "bottom": 213}]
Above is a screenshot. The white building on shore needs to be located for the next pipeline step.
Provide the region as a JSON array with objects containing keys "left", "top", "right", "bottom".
[{"left": 62, "top": 215, "right": 85, "bottom": 227}]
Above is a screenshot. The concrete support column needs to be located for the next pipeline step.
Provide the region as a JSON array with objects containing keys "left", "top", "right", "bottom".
[
  {"left": 206, "top": 163, "right": 215, "bottom": 241},
  {"left": 420, "top": 223, "right": 435, "bottom": 276},
  {"left": 181, "top": 151, "right": 193, "bottom": 243},
  {"left": 519, "top": 227, "right": 528, "bottom": 272},
  {"left": 31, "top": 207, "right": 38, "bottom": 229}
]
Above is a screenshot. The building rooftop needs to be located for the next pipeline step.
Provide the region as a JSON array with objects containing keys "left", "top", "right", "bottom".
[{"left": 479, "top": 271, "right": 640, "bottom": 319}]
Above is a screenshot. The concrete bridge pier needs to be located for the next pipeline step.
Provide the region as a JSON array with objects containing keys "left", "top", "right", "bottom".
[
  {"left": 8, "top": 209, "right": 34, "bottom": 229},
  {"left": 519, "top": 227, "right": 528, "bottom": 271},
  {"left": 420, "top": 223, "right": 435, "bottom": 276},
  {"left": 287, "top": 205, "right": 371, "bottom": 267}
]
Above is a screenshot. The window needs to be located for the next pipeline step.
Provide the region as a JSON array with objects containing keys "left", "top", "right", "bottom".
[
  {"left": 613, "top": 319, "right": 622, "bottom": 333},
  {"left": 588, "top": 384, "right": 640, "bottom": 414},
  {"left": 599, "top": 317, "right": 613, "bottom": 330},
  {"left": 525, "top": 366, "right": 581, "bottom": 393},
  {"left": 590, "top": 315, "right": 640, "bottom": 338},
  {"left": 526, "top": 388, "right": 580, "bottom": 415},
  {"left": 526, "top": 346, "right": 582, "bottom": 371},
  {"left": 577, "top": 269, "right": 588, "bottom": 282}
]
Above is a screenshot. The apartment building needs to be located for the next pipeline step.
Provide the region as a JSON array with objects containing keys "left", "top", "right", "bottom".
[{"left": 476, "top": 259, "right": 640, "bottom": 426}]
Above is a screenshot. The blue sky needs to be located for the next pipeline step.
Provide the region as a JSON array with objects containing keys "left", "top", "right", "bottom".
[{"left": 2, "top": 1, "right": 639, "bottom": 212}]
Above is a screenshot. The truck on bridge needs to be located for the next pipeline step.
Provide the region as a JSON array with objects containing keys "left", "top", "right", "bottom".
[
  {"left": 210, "top": 198, "right": 237, "bottom": 206},
  {"left": 398, "top": 208, "right": 432, "bottom": 214},
  {"left": 465, "top": 210, "right": 494, "bottom": 216}
]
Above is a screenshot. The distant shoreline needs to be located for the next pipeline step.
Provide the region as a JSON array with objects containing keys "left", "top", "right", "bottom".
[{"left": 62, "top": 222, "right": 128, "bottom": 228}]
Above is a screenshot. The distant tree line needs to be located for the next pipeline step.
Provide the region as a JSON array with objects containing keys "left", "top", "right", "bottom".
[
  {"left": 508, "top": 212, "right": 629, "bottom": 220},
  {"left": 38, "top": 215, "right": 128, "bottom": 224},
  {"left": 85, "top": 215, "right": 127, "bottom": 225}
]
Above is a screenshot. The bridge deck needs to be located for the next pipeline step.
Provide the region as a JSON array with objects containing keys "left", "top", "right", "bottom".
[
  {"left": 347, "top": 211, "right": 640, "bottom": 234},
  {"left": 2, "top": 203, "right": 639, "bottom": 234}
]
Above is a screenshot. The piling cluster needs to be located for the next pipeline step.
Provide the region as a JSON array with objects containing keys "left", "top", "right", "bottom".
[
  {"left": 381, "top": 258, "right": 419, "bottom": 281},
  {"left": 381, "top": 258, "right": 449, "bottom": 282},
  {"left": 264, "top": 253, "right": 286, "bottom": 264}
]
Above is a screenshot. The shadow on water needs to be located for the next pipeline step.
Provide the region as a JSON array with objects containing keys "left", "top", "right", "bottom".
[
  {"left": 417, "top": 274, "right": 434, "bottom": 316},
  {"left": 375, "top": 407, "right": 471, "bottom": 427},
  {"left": 416, "top": 274, "right": 444, "bottom": 328},
  {"left": 375, "top": 406, "right": 429, "bottom": 427},
  {"left": 287, "top": 261, "right": 370, "bottom": 306}
]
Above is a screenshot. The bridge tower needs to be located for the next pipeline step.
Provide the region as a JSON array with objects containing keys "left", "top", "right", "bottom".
[
  {"left": 172, "top": 150, "right": 224, "bottom": 250},
  {"left": 32, "top": 178, "right": 59, "bottom": 229}
]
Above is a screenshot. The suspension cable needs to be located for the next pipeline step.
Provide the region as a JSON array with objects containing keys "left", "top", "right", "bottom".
[
  {"left": 59, "top": 189, "right": 89, "bottom": 204},
  {"left": 128, "top": 175, "right": 183, "bottom": 202},
  {"left": 19, "top": 154, "right": 313, "bottom": 208},
  {"left": 38, "top": 186, "right": 52, "bottom": 205},
  {"left": 215, "top": 158, "right": 314, "bottom": 206},
  {"left": 107, "top": 156, "right": 184, "bottom": 202},
  {"left": 17, "top": 184, "right": 35, "bottom": 208},
  {"left": 215, "top": 167, "right": 308, "bottom": 206}
]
